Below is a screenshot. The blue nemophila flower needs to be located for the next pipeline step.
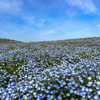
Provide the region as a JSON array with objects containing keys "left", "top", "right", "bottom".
[
  {"left": 39, "top": 93, "right": 45, "bottom": 99},
  {"left": 53, "top": 98, "right": 57, "bottom": 100},
  {"left": 57, "top": 95, "right": 62, "bottom": 100},
  {"left": 96, "top": 86, "right": 100, "bottom": 90},
  {"left": 85, "top": 87, "right": 89, "bottom": 92},
  {"left": 23, "top": 95, "right": 28, "bottom": 100},
  {"left": 66, "top": 78, "right": 69, "bottom": 81},
  {"left": 66, "top": 93, "right": 70, "bottom": 97},
  {"left": 75, "top": 83, "right": 79, "bottom": 87},
  {"left": 74, "top": 90, "right": 78, "bottom": 94},
  {"left": 81, "top": 86, "right": 86, "bottom": 91},
  {"left": 60, "top": 92, "right": 64, "bottom": 96},
  {"left": 96, "top": 81, "right": 100, "bottom": 85},
  {"left": 97, "top": 90, "right": 100, "bottom": 95},
  {"left": 83, "top": 91, "right": 87, "bottom": 95},
  {"left": 46, "top": 89, "right": 49, "bottom": 93},
  {"left": 1, "top": 95, "right": 6, "bottom": 99},
  {"left": 50, "top": 95, "right": 54, "bottom": 99},
  {"left": 47, "top": 86, "right": 51, "bottom": 90},
  {"left": 70, "top": 77, "right": 74, "bottom": 81},
  {"left": 71, "top": 98, "right": 75, "bottom": 100},
  {"left": 29, "top": 90, "right": 33, "bottom": 93},
  {"left": 33, "top": 92, "right": 37, "bottom": 97},
  {"left": 68, "top": 82, "right": 72, "bottom": 87},
  {"left": 28, "top": 80, "right": 34, "bottom": 84},
  {"left": 89, "top": 88, "right": 93, "bottom": 92},
  {"left": 94, "top": 95, "right": 99, "bottom": 100},
  {"left": 37, "top": 87, "right": 41, "bottom": 90},
  {"left": 60, "top": 80, "right": 66, "bottom": 87},
  {"left": 37, "top": 94, "right": 41, "bottom": 100},
  {"left": 87, "top": 76, "right": 92, "bottom": 80},
  {"left": 79, "top": 92, "right": 83, "bottom": 96},
  {"left": 87, "top": 94, "right": 92, "bottom": 99},
  {"left": 72, "top": 81, "right": 75, "bottom": 85},
  {"left": 50, "top": 90, "right": 56, "bottom": 94},
  {"left": 35, "top": 83, "right": 38, "bottom": 88},
  {"left": 87, "top": 81, "right": 93, "bottom": 87},
  {"left": 82, "top": 94, "right": 86, "bottom": 98},
  {"left": 96, "top": 75, "right": 100, "bottom": 79},
  {"left": 39, "top": 93, "right": 43, "bottom": 97},
  {"left": 5, "top": 96, "right": 10, "bottom": 100},
  {"left": 41, "top": 87, "right": 45, "bottom": 91},
  {"left": 80, "top": 79, "right": 84, "bottom": 83},
  {"left": 70, "top": 89, "right": 74, "bottom": 93},
  {"left": 47, "top": 98, "right": 52, "bottom": 100},
  {"left": 13, "top": 95, "right": 18, "bottom": 99}
]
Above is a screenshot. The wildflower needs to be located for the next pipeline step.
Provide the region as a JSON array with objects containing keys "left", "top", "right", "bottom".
[
  {"left": 94, "top": 95, "right": 99, "bottom": 100},
  {"left": 57, "top": 95, "right": 62, "bottom": 100},
  {"left": 87, "top": 94, "right": 92, "bottom": 98},
  {"left": 70, "top": 89, "right": 74, "bottom": 93},
  {"left": 33, "top": 92, "right": 37, "bottom": 97},
  {"left": 82, "top": 94, "right": 86, "bottom": 98},
  {"left": 74, "top": 90, "right": 78, "bottom": 94},
  {"left": 75, "top": 83, "right": 78, "bottom": 87},
  {"left": 66, "top": 93, "right": 70, "bottom": 97},
  {"left": 37, "top": 95, "right": 41, "bottom": 100},
  {"left": 23, "top": 95, "right": 28, "bottom": 100},
  {"left": 97, "top": 90, "right": 100, "bottom": 95},
  {"left": 97, "top": 81, "right": 100, "bottom": 85},
  {"left": 50, "top": 90, "right": 55, "bottom": 94},
  {"left": 87, "top": 81, "right": 93, "bottom": 87},
  {"left": 60, "top": 80, "right": 66, "bottom": 87},
  {"left": 87, "top": 76, "right": 92, "bottom": 80},
  {"left": 54, "top": 98, "right": 57, "bottom": 100},
  {"left": 50, "top": 95, "right": 54, "bottom": 99},
  {"left": 47, "top": 86, "right": 51, "bottom": 90},
  {"left": 68, "top": 82, "right": 72, "bottom": 87},
  {"left": 86, "top": 88, "right": 89, "bottom": 92},
  {"left": 89, "top": 88, "right": 93, "bottom": 92},
  {"left": 46, "top": 90, "right": 49, "bottom": 93},
  {"left": 81, "top": 86, "right": 86, "bottom": 91},
  {"left": 72, "top": 81, "right": 75, "bottom": 85}
]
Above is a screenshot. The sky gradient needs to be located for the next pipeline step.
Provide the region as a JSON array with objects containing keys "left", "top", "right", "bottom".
[{"left": 0, "top": 0, "right": 100, "bottom": 42}]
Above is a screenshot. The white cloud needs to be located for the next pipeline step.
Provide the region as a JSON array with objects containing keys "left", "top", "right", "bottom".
[
  {"left": 21, "top": 15, "right": 46, "bottom": 27},
  {"left": 21, "top": 15, "right": 35, "bottom": 25},
  {"left": 42, "top": 30, "right": 56, "bottom": 36},
  {"left": 0, "top": 0, "right": 23, "bottom": 14},
  {"left": 97, "top": 24, "right": 100, "bottom": 28},
  {"left": 65, "top": 0, "right": 96, "bottom": 13}
]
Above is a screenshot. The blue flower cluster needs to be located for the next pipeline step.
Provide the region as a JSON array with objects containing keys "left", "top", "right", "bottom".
[{"left": 0, "top": 37, "right": 100, "bottom": 99}]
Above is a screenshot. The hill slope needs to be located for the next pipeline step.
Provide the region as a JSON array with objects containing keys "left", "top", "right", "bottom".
[
  {"left": 0, "top": 38, "right": 22, "bottom": 44},
  {"left": 0, "top": 37, "right": 100, "bottom": 100}
]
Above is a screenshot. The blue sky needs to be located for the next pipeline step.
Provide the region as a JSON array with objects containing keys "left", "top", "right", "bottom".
[{"left": 0, "top": 0, "right": 100, "bottom": 42}]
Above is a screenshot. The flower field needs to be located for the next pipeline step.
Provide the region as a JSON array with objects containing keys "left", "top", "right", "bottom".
[{"left": 0, "top": 37, "right": 100, "bottom": 100}]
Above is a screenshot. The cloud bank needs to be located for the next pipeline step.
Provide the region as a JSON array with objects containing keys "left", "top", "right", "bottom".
[
  {"left": 65, "top": 0, "right": 96, "bottom": 13},
  {"left": 0, "top": 0, "right": 23, "bottom": 14}
]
